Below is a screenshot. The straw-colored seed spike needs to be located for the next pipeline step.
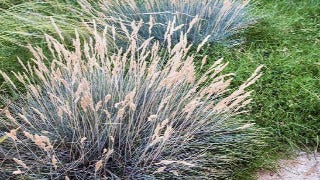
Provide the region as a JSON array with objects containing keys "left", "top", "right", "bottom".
[
  {"left": 243, "top": 0, "right": 251, "bottom": 5},
  {"left": 244, "top": 65, "right": 264, "bottom": 87},
  {"left": 170, "top": 170, "right": 179, "bottom": 176},
  {"left": 12, "top": 169, "right": 24, "bottom": 175},
  {"left": 173, "top": 24, "right": 185, "bottom": 32},
  {"left": 148, "top": 15, "right": 155, "bottom": 35},
  {"left": 183, "top": 99, "right": 201, "bottom": 118},
  {"left": 181, "top": 56, "right": 196, "bottom": 83},
  {"left": 103, "top": 148, "right": 114, "bottom": 160},
  {"left": 95, "top": 159, "right": 103, "bottom": 172},
  {"left": 187, "top": 15, "right": 200, "bottom": 33},
  {"left": 23, "top": 131, "right": 53, "bottom": 151},
  {"left": 18, "top": 113, "right": 32, "bottom": 127},
  {"left": 73, "top": 29, "right": 82, "bottom": 62},
  {"left": 31, "top": 107, "right": 45, "bottom": 122},
  {"left": 57, "top": 108, "right": 64, "bottom": 118},
  {"left": 17, "top": 57, "right": 29, "bottom": 73},
  {"left": 25, "top": 62, "right": 33, "bottom": 78},
  {"left": 80, "top": 93, "right": 94, "bottom": 112},
  {"left": 0, "top": 70, "right": 17, "bottom": 89},
  {"left": 52, "top": 155, "right": 58, "bottom": 169},
  {"left": 4, "top": 110, "right": 18, "bottom": 125},
  {"left": 12, "top": 71, "right": 26, "bottom": 85},
  {"left": 129, "top": 103, "right": 136, "bottom": 111},
  {"left": 120, "top": 21, "right": 130, "bottom": 38},
  {"left": 155, "top": 160, "right": 195, "bottom": 167},
  {"left": 75, "top": 78, "right": 90, "bottom": 98},
  {"left": 148, "top": 115, "right": 157, "bottom": 122},
  {"left": 234, "top": 99, "right": 252, "bottom": 113},
  {"left": 6, "top": 128, "right": 20, "bottom": 142},
  {"left": 80, "top": 137, "right": 87, "bottom": 145},
  {"left": 33, "top": 47, "right": 48, "bottom": 70},
  {"left": 200, "top": 55, "right": 208, "bottom": 69},
  {"left": 227, "top": 91, "right": 252, "bottom": 111},
  {"left": 29, "top": 84, "right": 40, "bottom": 98},
  {"left": 154, "top": 166, "right": 166, "bottom": 173},
  {"left": 104, "top": 110, "right": 111, "bottom": 119},
  {"left": 41, "top": 131, "right": 50, "bottom": 135},
  {"left": 34, "top": 134, "right": 53, "bottom": 151},
  {"left": 112, "top": 25, "right": 116, "bottom": 42},
  {"left": 23, "top": 131, "right": 34, "bottom": 140},
  {"left": 162, "top": 125, "right": 173, "bottom": 142},
  {"left": 95, "top": 101, "right": 103, "bottom": 111},
  {"left": 34, "top": 68, "right": 47, "bottom": 85},
  {"left": 236, "top": 123, "right": 256, "bottom": 130},
  {"left": 50, "top": 17, "right": 64, "bottom": 41},
  {"left": 197, "top": 35, "right": 211, "bottom": 52},
  {"left": 13, "top": 158, "right": 28, "bottom": 169},
  {"left": 213, "top": 65, "right": 263, "bottom": 113},
  {"left": 117, "top": 108, "right": 125, "bottom": 119},
  {"left": 27, "top": 45, "right": 41, "bottom": 62},
  {"left": 150, "top": 119, "right": 170, "bottom": 146}
]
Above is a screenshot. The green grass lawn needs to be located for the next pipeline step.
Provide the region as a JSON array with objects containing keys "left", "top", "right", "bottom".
[
  {"left": 198, "top": 0, "right": 319, "bottom": 178},
  {"left": 0, "top": 0, "right": 319, "bottom": 179},
  {"left": 222, "top": 0, "right": 319, "bottom": 178},
  {"left": 223, "top": 0, "right": 320, "bottom": 147},
  {"left": 238, "top": 0, "right": 320, "bottom": 149}
]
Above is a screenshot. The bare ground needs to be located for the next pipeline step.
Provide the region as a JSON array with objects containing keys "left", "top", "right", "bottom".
[{"left": 257, "top": 152, "right": 320, "bottom": 180}]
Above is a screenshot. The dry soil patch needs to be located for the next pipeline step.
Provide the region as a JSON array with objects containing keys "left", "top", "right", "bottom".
[{"left": 257, "top": 152, "right": 320, "bottom": 180}]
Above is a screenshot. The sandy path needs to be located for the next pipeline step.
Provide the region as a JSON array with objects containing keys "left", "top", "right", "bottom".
[{"left": 257, "top": 152, "right": 320, "bottom": 180}]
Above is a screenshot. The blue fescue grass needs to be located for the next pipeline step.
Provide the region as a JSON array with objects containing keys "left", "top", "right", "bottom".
[
  {"left": 0, "top": 23, "right": 265, "bottom": 179},
  {"left": 82, "top": 0, "right": 254, "bottom": 45}
]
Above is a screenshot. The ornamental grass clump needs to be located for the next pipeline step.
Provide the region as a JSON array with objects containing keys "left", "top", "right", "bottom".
[
  {"left": 80, "top": 0, "right": 253, "bottom": 45},
  {"left": 0, "top": 20, "right": 264, "bottom": 179},
  {"left": 0, "top": 0, "right": 254, "bottom": 51}
]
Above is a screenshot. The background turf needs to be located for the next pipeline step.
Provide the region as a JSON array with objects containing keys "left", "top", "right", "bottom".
[{"left": 223, "top": 0, "right": 319, "bottom": 178}]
